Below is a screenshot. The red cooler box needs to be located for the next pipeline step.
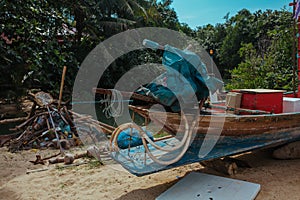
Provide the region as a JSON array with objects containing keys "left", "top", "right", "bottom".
[{"left": 232, "top": 89, "right": 285, "bottom": 114}]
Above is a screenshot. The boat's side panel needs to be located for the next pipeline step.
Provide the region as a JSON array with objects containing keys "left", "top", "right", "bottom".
[
  {"left": 111, "top": 127, "right": 300, "bottom": 176},
  {"left": 144, "top": 109, "right": 300, "bottom": 136}
]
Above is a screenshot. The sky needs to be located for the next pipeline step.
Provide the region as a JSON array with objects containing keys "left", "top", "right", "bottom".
[{"left": 171, "top": 0, "right": 293, "bottom": 29}]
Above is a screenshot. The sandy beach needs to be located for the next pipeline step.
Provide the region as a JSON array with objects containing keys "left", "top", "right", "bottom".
[{"left": 0, "top": 146, "right": 299, "bottom": 200}]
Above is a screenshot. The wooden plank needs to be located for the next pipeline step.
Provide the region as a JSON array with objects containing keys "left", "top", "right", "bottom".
[{"left": 93, "top": 88, "right": 157, "bottom": 103}]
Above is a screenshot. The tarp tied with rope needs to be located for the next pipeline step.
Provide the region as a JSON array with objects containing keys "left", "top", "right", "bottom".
[{"left": 136, "top": 40, "right": 223, "bottom": 112}]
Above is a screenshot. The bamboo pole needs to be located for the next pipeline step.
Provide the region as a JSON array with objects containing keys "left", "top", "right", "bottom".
[{"left": 58, "top": 66, "right": 67, "bottom": 110}]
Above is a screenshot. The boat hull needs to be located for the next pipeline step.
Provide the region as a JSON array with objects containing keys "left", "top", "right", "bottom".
[
  {"left": 130, "top": 105, "right": 300, "bottom": 136},
  {"left": 111, "top": 127, "right": 300, "bottom": 176},
  {"left": 110, "top": 106, "right": 300, "bottom": 176}
]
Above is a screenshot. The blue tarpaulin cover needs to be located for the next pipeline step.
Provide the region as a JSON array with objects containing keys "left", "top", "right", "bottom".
[{"left": 136, "top": 43, "right": 223, "bottom": 112}]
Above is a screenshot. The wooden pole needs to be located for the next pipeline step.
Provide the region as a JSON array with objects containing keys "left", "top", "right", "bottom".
[
  {"left": 292, "top": 0, "right": 297, "bottom": 97},
  {"left": 58, "top": 66, "right": 67, "bottom": 110}
]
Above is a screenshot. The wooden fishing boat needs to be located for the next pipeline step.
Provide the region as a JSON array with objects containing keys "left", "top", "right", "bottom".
[
  {"left": 94, "top": 88, "right": 300, "bottom": 176},
  {"left": 93, "top": 40, "right": 300, "bottom": 176}
]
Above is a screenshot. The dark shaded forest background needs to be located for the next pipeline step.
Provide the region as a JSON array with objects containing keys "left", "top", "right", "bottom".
[{"left": 0, "top": 0, "right": 295, "bottom": 102}]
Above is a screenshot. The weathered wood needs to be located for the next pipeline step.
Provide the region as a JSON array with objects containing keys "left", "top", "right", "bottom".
[
  {"left": 49, "top": 157, "right": 64, "bottom": 164},
  {"left": 26, "top": 168, "right": 49, "bottom": 174},
  {"left": 201, "top": 158, "right": 238, "bottom": 175},
  {"left": 29, "top": 154, "right": 45, "bottom": 165},
  {"left": 130, "top": 105, "right": 300, "bottom": 136},
  {"left": 15, "top": 112, "right": 47, "bottom": 130},
  {"left": 49, "top": 152, "right": 88, "bottom": 164},
  {"left": 58, "top": 66, "right": 67, "bottom": 110},
  {"left": 28, "top": 102, "right": 37, "bottom": 118},
  {"left": 8, "top": 128, "right": 47, "bottom": 152},
  {"left": 0, "top": 117, "right": 27, "bottom": 125},
  {"left": 70, "top": 110, "right": 115, "bottom": 134},
  {"left": 59, "top": 139, "right": 71, "bottom": 150},
  {"left": 93, "top": 88, "right": 157, "bottom": 103},
  {"left": 210, "top": 104, "right": 271, "bottom": 114},
  {"left": 64, "top": 153, "right": 74, "bottom": 164},
  {"left": 62, "top": 106, "right": 78, "bottom": 136},
  {"left": 0, "top": 131, "right": 22, "bottom": 147}
]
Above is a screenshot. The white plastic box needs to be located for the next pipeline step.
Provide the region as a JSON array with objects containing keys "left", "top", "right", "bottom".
[
  {"left": 225, "top": 92, "right": 242, "bottom": 114},
  {"left": 283, "top": 97, "right": 300, "bottom": 113}
]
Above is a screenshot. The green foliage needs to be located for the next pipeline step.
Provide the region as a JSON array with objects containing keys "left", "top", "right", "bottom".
[
  {"left": 226, "top": 24, "right": 294, "bottom": 91},
  {"left": 195, "top": 8, "right": 294, "bottom": 91},
  {"left": 226, "top": 43, "right": 268, "bottom": 89},
  {"left": 0, "top": 0, "right": 79, "bottom": 99},
  {"left": 195, "top": 23, "right": 226, "bottom": 74},
  {"left": 0, "top": 0, "right": 295, "bottom": 101},
  {"left": 219, "top": 9, "right": 254, "bottom": 74},
  {"left": 0, "top": 0, "right": 158, "bottom": 100}
]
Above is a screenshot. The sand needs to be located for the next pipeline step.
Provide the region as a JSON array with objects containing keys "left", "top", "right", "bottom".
[{"left": 0, "top": 147, "right": 299, "bottom": 200}]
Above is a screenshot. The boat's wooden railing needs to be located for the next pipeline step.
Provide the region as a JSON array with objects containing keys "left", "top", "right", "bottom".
[
  {"left": 209, "top": 104, "right": 272, "bottom": 115},
  {"left": 93, "top": 88, "right": 157, "bottom": 104},
  {"left": 94, "top": 88, "right": 272, "bottom": 116}
]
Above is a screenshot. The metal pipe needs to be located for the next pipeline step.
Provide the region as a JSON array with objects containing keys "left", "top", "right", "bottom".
[{"left": 46, "top": 106, "right": 64, "bottom": 155}]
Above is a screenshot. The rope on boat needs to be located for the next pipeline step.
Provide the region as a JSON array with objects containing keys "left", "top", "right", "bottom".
[
  {"left": 142, "top": 113, "right": 196, "bottom": 165},
  {"left": 103, "top": 89, "right": 124, "bottom": 118},
  {"left": 110, "top": 112, "right": 197, "bottom": 166}
]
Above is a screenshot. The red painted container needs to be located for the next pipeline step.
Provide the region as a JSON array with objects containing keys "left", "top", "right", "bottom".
[{"left": 232, "top": 89, "right": 285, "bottom": 114}]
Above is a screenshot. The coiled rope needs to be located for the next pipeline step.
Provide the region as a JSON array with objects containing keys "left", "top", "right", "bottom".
[{"left": 103, "top": 89, "right": 124, "bottom": 118}]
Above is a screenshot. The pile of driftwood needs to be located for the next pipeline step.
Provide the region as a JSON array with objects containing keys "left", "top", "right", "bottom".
[
  {"left": 8, "top": 106, "right": 78, "bottom": 153},
  {"left": 1, "top": 91, "right": 114, "bottom": 154},
  {"left": 0, "top": 92, "right": 78, "bottom": 153}
]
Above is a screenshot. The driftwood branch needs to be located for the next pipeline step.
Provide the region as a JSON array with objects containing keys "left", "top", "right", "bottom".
[
  {"left": 26, "top": 168, "right": 49, "bottom": 174},
  {"left": 0, "top": 117, "right": 28, "bottom": 125},
  {"left": 70, "top": 110, "right": 115, "bottom": 134}
]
